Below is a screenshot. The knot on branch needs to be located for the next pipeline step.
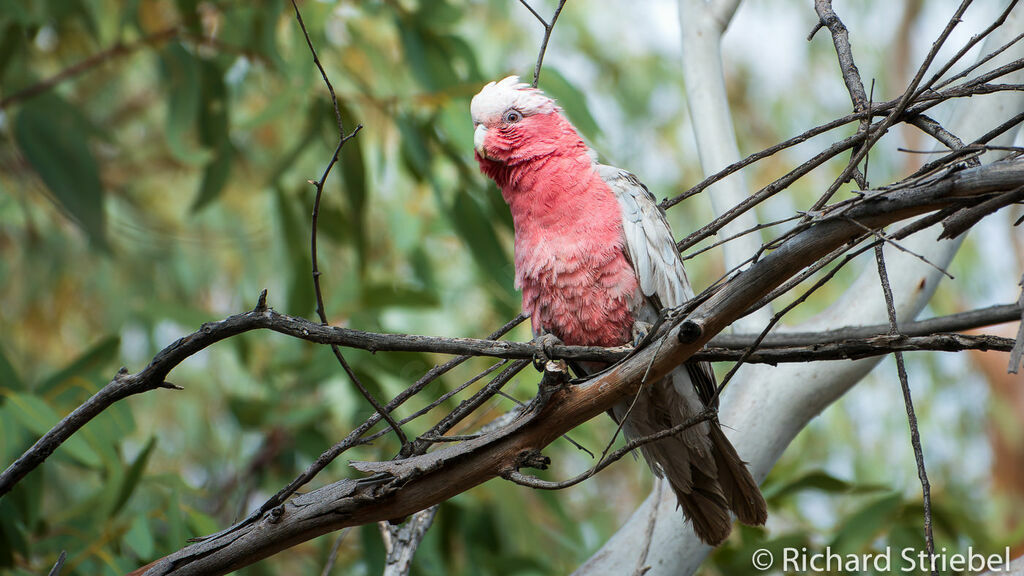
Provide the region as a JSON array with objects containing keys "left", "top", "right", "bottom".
[
  {"left": 254, "top": 289, "right": 269, "bottom": 312},
  {"left": 267, "top": 505, "right": 284, "bottom": 524},
  {"left": 515, "top": 449, "right": 551, "bottom": 471},
  {"left": 678, "top": 320, "right": 704, "bottom": 344}
]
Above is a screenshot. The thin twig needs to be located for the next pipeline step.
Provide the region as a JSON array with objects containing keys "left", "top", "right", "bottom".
[
  {"left": 939, "top": 184, "right": 1024, "bottom": 239},
  {"left": 843, "top": 217, "right": 954, "bottom": 278},
  {"left": 252, "top": 314, "right": 526, "bottom": 525},
  {"left": 47, "top": 551, "right": 67, "bottom": 576},
  {"left": 907, "top": 114, "right": 974, "bottom": 163},
  {"left": 319, "top": 530, "right": 350, "bottom": 576},
  {"left": 934, "top": 30, "right": 1024, "bottom": 91},
  {"left": 380, "top": 506, "right": 439, "bottom": 576},
  {"left": 874, "top": 245, "right": 936, "bottom": 576},
  {"left": 924, "top": 0, "right": 1020, "bottom": 92},
  {"left": 518, "top": 0, "right": 568, "bottom": 87},
  {"left": 503, "top": 409, "right": 715, "bottom": 490},
  {"left": 0, "top": 29, "right": 178, "bottom": 110},
  {"left": 712, "top": 236, "right": 883, "bottom": 401},
  {"left": 814, "top": 0, "right": 870, "bottom": 187},
  {"left": 290, "top": 0, "right": 405, "bottom": 447},
  {"left": 1009, "top": 273, "right": 1024, "bottom": 374}
]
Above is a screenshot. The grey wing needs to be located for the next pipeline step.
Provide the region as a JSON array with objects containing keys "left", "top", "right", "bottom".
[
  {"left": 598, "top": 165, "right": 693, "bottom": 308},
  {"left": 599, "top": 164, "right": 718, "bottom": 407}
]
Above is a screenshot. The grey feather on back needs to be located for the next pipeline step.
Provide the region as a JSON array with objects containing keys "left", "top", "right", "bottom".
[
  {"left": 599, "top": 164, "right": 717, "bottom": 407},
  {"left": 599, "top": 165, "right": 693, "bottom": 309}
]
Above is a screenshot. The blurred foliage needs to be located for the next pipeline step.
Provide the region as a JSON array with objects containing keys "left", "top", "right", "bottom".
[{"left": 0, "top": 0, "right": 1018, "bottom": 575}]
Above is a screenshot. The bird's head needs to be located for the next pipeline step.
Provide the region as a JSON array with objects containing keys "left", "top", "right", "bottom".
[{"left": 470, "top": 76, "right": 584, "bottom": 170}]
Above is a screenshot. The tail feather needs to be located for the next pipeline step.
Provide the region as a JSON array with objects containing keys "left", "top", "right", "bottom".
[
  {"left": 612, "top": 368, "right": 766, "bottom": 546},
  {"left": 708, "top": 423, "right": 768, "bottom": 526}
]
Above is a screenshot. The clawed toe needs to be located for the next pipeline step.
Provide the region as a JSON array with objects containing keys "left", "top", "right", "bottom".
[
  {"left": 532, "top": 333, "right": 563, "bottom": 371},
  {"left": 631, "top": 321, "right": 653, "bottom": 348}
]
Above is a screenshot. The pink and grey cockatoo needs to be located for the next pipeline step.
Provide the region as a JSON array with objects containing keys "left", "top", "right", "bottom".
[{"left": 470, "top": 76, "right": 766, "bottom": 545}]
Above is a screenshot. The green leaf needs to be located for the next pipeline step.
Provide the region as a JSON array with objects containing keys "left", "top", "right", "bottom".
[
  {"left": 14, "top": 93, "right": 108, "bottom": 249},
  {"left": 165, "top": 486, "right": 186, "bottom": 548},
  {"left": 124, "top": 514, "right": 155, "bottom": 559},
  {"left": 112, "top": 435, "right": 157, "bottom": 517},
  {"left": 829, "top": 493, "right": 903, "bottom": 555},
  {"left": 0, "top": 497, "right": 27, "bottom": 568},
  {"left": 449, "top": 188, "right": 516, "bottom": 310},
  {"left": 36, "top": 334, "right": 120, "bottom": 394},
  {"left": 540, "top": 68, "right": 601, "bottom": 142},
  {"left": 228, "top": 395, "right": 272, "bottom": 428},
  {"left": 275, "top": 187, "right": 315, "bottom": 316},
  {"left": 248, "top": 0, "right": 284, "bottom": 68},
  {"left": 338, "top": 103, "right": 367, "bottom": 272},
  {"left": 359, "top": 282, "right": 439, "bottom": 309},
  {"left": 3, "top": 392, "right": 101, "bottom": 468},
  {"left": 0, "top": 404, "right": 23, "bottom": 465},
  {"left": 0, "top": 0, "right": 33, "bottom": 26},
  {"left": 396, "top": 114, "right": 432, "bottom": 180},
  {"left": 191, "top": 59, "right": 232, "bottom": 211},
  {"left": 0, "top": 344, "right": 23, "bottom": 394},
  {"left": 763, "top": 469, "right": 886, "bottom": 501},
  {"left": 185, "top": 509, "right": 219, "bottom": 539},
  {"left": 0, "top": 22, "right": 26, "bottom": 81},
  {"left": 160, "top": 42, "right": 210, "bottom": 165}
]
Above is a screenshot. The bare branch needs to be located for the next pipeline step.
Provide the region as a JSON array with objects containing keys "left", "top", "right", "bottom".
[
  {"left": 874, "top": 245, "right": 936, "bottom": 575},
  {"left": 705, "top": 333, "right": 1016, "bottom": 363},
  {"left": 0, "top": 29, "right": 178, "bottom": 110},
  {"left": 519, "top": 0, "right": 568, "bottom": 87},
  {"left": 380, "top": 506, "right": 438, "bottom": 576},
  {"left": 503, "top": 409, "right": 715, "bottom": 490},
  {"left": 289, "top": 0, "right": 405, "bottom": 449},
  {"left": 939, "top": 184, "right": 1024, "bottom": 239},
  {"left": 1010, "top": 273, "right": 1024, "bottom": 373},
  {"left": 809, "top": 0, "right": 976, "bottom": 209},
  {"left": 814, "top": 0, "right": 871, "bottom": 186}
]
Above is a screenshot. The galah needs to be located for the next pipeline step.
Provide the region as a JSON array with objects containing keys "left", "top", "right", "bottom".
[{"left": 470, "top": 76, "right": 766, "bottom": 545}]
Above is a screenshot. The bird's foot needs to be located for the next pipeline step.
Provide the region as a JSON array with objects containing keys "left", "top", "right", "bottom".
[
  {"left": 631, "top": 321, "right": 654, "bottom": 348},
  {"left": 532, "top": 332, "right": 564, "bottom": 372}
]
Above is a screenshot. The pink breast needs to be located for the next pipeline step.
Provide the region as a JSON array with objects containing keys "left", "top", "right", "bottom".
[{"left": 518, "top": 231, "right": 640, "bottom": 348}]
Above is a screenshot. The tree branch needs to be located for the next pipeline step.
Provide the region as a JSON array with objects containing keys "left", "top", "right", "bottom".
[
  {"left": 0, "top": 28, "right": 179, "bottom": 110},
  {"left": 5, "top": 278, "right": 1022, "bottom": 499},
  {"left": 875, "top": 245, "right": 936, "bottom": 575},
  {"left": 288, "top": 0, "right": 407, "bottom": 451},
  {"left": 518, "top": 0, "right": 568, "bottom": 87}
]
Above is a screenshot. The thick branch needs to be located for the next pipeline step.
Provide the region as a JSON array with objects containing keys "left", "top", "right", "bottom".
[{"left": 5, "top": 280, "right": 1021, "bottom": 496}]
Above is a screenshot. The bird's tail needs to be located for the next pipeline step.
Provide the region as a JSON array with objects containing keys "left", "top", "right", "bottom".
[{"left": 611, "top": 371, "right": 766, "bottom": 546}]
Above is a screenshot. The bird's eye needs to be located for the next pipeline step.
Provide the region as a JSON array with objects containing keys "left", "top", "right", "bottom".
[{"left": 503, "top": 109, "right": 523, "bottom": 124}]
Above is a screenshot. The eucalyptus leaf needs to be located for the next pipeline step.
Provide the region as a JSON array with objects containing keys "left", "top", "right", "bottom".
[{"left": 14, "top": 94, "right": 108, "bottom": 250}]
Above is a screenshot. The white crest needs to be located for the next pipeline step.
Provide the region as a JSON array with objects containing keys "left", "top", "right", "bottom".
[{"left": 470, "top": 75, "right": 559, "bottom": 125}]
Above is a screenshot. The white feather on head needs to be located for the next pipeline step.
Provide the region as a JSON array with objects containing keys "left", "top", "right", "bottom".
[{"left": 470, "top": 75, "right": 559, "bottom": 125}]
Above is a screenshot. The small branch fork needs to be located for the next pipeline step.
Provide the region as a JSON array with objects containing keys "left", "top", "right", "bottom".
[
  {"left": 289, "top": 0, "right": 406, "bottom": 452},
  {"left": 811, "top": 0, "right": 871, "bottom": 188},
  {"left": 518, "top": 0, "right": 569, "bottom": 87}
]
